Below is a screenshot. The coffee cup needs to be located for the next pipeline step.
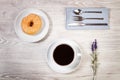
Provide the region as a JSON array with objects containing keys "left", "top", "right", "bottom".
[{"left": 47, "top": 39, "right": 82, "bottom": 73}]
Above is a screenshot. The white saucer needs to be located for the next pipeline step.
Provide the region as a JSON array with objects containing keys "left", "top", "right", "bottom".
[
  {"left": 47, "top": 39, "right": 82, "bottom": 73},
  {"left": 14, "top": 8, "right": 49, "bottom": 42}
]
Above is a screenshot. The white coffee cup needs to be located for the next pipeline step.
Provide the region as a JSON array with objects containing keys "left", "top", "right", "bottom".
[{"left": 47, "top": 39, "right": 82, "bottom": 73}]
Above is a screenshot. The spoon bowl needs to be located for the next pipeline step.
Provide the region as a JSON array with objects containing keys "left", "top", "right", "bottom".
[{"left": 73, "top": 9, "right": 81, "bottom": 15}]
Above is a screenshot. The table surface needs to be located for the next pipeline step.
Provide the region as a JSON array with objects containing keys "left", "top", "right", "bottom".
[{"left": 0, "top": 0, "right": 120, "bottom": 80}]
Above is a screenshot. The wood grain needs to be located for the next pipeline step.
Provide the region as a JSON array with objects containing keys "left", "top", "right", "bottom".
[{"left": 0, "top": 0, "right": 120, "bottom": 80}]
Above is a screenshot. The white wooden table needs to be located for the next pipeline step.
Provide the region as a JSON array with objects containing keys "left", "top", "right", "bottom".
[{"left": 0, "top": 0, "right": 120, "bottom": 80}]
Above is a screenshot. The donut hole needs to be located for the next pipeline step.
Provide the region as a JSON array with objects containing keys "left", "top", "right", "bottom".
[{"left": 29, "top": 21, "right": 34, "bottom": 27}]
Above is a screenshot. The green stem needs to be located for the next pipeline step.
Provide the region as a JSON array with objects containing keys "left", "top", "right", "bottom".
[
  {"left": 93, "top": 75, "right": 97, "bottom": 80},
  {"left": 91, "top": 50, "right": 98, "bottom": 80}
]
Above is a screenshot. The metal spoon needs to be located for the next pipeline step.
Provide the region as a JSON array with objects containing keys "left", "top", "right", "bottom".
[
  {"left": 73, "top": 16, "right": 104, "bottom": 21},
  {"left": 73, "top": 9, "right": 102, "bottom": 15}
]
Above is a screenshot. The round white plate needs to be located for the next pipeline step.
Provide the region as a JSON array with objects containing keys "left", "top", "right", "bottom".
[
  {"left": 47, "top": 39, "right": 82, "bottom": 73},
  {"left": 14, "top": 8, "right": 49, "bottom": 42}
]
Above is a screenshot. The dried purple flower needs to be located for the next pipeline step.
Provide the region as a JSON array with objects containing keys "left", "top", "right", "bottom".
[
  {"left": 94, "top": 39, "right": 97, "bottom": 50},
  {"left": 91, "top": 42, "right": 95, "bottom": 52},
  {"left": 91, "top": 39, "right": 97, "bottom": 52},
  {"left": 91, "top": 39, "right": 98, "bottom": 80}
]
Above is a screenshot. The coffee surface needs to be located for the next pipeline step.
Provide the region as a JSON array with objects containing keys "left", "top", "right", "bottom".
[{"left": 53, "top": 44, "right": 74, "bottom": 66}]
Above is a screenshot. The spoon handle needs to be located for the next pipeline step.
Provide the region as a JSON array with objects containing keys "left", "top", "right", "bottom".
[{"left": 83, "top": 11, "right": 102, "bottom": 13}]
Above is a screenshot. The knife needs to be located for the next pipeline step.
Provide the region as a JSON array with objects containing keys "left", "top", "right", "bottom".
[{"left": 68, "top": 23, "right": 108, "bottom": 26}]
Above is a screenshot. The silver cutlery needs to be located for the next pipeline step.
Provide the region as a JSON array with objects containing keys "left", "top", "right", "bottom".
[
  {"left": 73, "top": 9, "right": 102, "bottom": 15},
  {"left": 73, "top": 16, "right": 104, "bottom": 21},
  {"left": 68, "top": 23, "right": 108, "bottom": 26}
]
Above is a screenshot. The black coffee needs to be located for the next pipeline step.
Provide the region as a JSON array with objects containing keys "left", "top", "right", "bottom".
[{"left": 53, "top": 44, "right": 74, "bottom": 66}]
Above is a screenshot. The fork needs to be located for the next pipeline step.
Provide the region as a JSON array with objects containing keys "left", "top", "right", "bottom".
[{"left": 73, "top": 16, "right": 104, "bottom": 21}]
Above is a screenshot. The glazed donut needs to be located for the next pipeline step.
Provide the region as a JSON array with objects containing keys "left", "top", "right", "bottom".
[{"left": 21, "top": 14, "right": 42, "bottom": 35}]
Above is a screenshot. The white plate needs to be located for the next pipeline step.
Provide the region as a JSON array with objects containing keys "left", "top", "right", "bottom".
[
  {"left": 14, "top": 8, "right": 49, "bottom": 42},
  {"left": 47, "top": 39, "right": 82, "bottom": 73}
]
